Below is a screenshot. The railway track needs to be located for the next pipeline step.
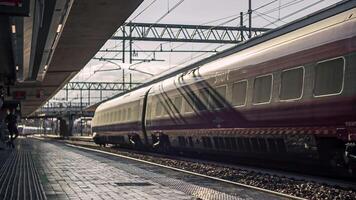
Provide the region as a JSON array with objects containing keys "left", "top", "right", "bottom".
[{"left": 35, "top": 135, "right": 356, "bottom": 200}]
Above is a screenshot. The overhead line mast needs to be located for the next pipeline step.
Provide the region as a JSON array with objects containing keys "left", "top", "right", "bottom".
[{"left": 249, "top": 0, "right": 252, "bottom": 38}]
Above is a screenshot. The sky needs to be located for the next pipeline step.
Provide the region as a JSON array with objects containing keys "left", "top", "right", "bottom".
[{"left": 51, "top": 0, "right": 344, "bottom": 104}]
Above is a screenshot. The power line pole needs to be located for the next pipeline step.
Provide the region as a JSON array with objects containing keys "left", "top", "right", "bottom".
[
  {"left": 240, "top": 12, "right": 244, "bottom": 40},
  {"left": 248, "top": 0, "right": 252, "bottom": 38}
]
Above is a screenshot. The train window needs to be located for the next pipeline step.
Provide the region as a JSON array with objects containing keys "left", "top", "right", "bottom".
[
  {"left": 121, "top": 110, "right": 125, "bottom": 121},
  {"left": 314, "top": 57, "right": 344, "bottom": 96},
  {"left": 161, "top": 104, "right": 168, "bottom": 116},
  {"left": 127, "top": 108, "right": 132, "bottom": 120},
  {"left": 184, "top": 99, "right": 193, "bottom": 113},
  {"left": 197, "top": 89, "right": 209, "bottom": 111},
  {"left": 253, "top": 75, "right": 272, "bottom": 104},
  {"left": 216, "top": 86, "right": 226, "bottom": 98},
  {"left": 114, "top": 111, "right": 118, "bottom": 121},
  {"left": 146, "top": 103, "right": 152, "bottom": 118},
  {"left": 132, "top": 106, "right": 138, "bottom": 120},
  {"left": 211, "top": 86, "right": 226, "bottom": 109},
  {"left": 280, "top": 67, "right": 304, "bottom": 100},
  {"left": 118, "top": 110, "right": 122, "bottom": 121},
  {"left": 173, "top": 96, "right": 182, "bottom": 113},
  {"left": 232, "top": 80, "right": 247, "bottom": 106},
  {"left": 155, "top": 101, "right": 162, "bottom": 116},
  {"left": 122, "top": 109, "right": 126, "bottom": 121}
]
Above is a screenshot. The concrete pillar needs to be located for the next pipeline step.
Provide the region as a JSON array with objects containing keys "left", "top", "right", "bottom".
[
  {"left": 68, "top": 115, "right": 74, "bottom": 137},
  {"left": 59, "top": 116, "right": 74, "bottom": 138},
  {"left": 59, "top": 118, "right": 68, "bottom": 138}
]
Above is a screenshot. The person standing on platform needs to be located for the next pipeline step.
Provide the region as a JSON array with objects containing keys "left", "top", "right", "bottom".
[{"left": 5, "top": 109, "right": 18, "bottom": 148}]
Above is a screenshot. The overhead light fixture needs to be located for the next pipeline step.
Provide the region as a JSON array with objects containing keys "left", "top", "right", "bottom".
[
  {"left": 11, "top": 25, "right": 16, "bottom": 33},
  {"left": 15, "top": 65, "right": 19, "bottom": 71},
  {"left": 44, "top": 65, "right": 48, "bottom": 71},
  {"left": 56, "top": 24, "right": 62, "bottom": 33}
]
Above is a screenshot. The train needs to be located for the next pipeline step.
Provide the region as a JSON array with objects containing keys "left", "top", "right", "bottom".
[
  {"left": 17, "top": 125, "right": 50, "bottom": 136},
  {"left": 91, "top": 1, "right": 356, "bottom": 174}
]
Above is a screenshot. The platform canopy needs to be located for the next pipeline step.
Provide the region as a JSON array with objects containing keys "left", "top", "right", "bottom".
[{"left": 0, "top": 0, "right": 142, "bottom": 116}]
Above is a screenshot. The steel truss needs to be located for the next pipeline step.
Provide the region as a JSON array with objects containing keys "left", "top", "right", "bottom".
[
  {"left": 99, "top": 22, "right": 270, "bottom": 63},
  {"left": 112, "top": 22, "right": 270, "bottom": 43},
  {"left": 63, "top": 82, "right": 141, "bottom": 91}
]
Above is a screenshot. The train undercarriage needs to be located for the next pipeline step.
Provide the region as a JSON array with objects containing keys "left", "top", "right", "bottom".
[{"left": 93, "top": 128, "right": 356, "bottom": 178}]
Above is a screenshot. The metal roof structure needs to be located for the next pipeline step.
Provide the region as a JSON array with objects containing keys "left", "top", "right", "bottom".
[{"left": 1, "top": 0, "right": 143, "bottom": 116}]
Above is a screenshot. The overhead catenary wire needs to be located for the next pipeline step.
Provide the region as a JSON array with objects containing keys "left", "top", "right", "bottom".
[
  {"left": 155, "top": 0, "right": 185, "bottom": 23},
  {"left": 205, "top": 0, "right": 279, "bottom": 28},
  {"left": 135, "top": 0, "right": 186, "bottom": 72},
  {"left": 130, "top": 0, "right": 158, "bottom": 22},
  {"left": 254, "top": 10, "right": 282, "bottom": 27},
  {"left": 263, "top": 0, "right": 326, "bottom": 27},
  {"left": 242, "top": 0, "right": 304, "bottom": 24}
]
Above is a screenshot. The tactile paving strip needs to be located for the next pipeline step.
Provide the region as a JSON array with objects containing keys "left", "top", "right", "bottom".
[
  {"left": 64, "top": 143, "right": 280, "bottom": 199},
  {"left": 0, "top": 143, "right": 47, "bottom": 200},
  {"left": 73, "top": 146, "right": 284, "bottom": 200},
  {"left": 103, "top": 157, "right": 248, "bottom": 200}
]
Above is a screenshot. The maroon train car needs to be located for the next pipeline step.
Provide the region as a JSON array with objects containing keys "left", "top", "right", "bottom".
[{"left": 92, "top": 1, "right": 356, "bottom": 174}]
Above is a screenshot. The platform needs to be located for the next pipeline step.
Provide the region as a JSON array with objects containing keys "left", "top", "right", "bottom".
[{"left": 0, "top": 138, "right": 283, "bottom": 200}]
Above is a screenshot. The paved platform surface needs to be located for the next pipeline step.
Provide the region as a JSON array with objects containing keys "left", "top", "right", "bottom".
[{"left": 0, "top": 138, "right": 284, "bottom": 200}]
